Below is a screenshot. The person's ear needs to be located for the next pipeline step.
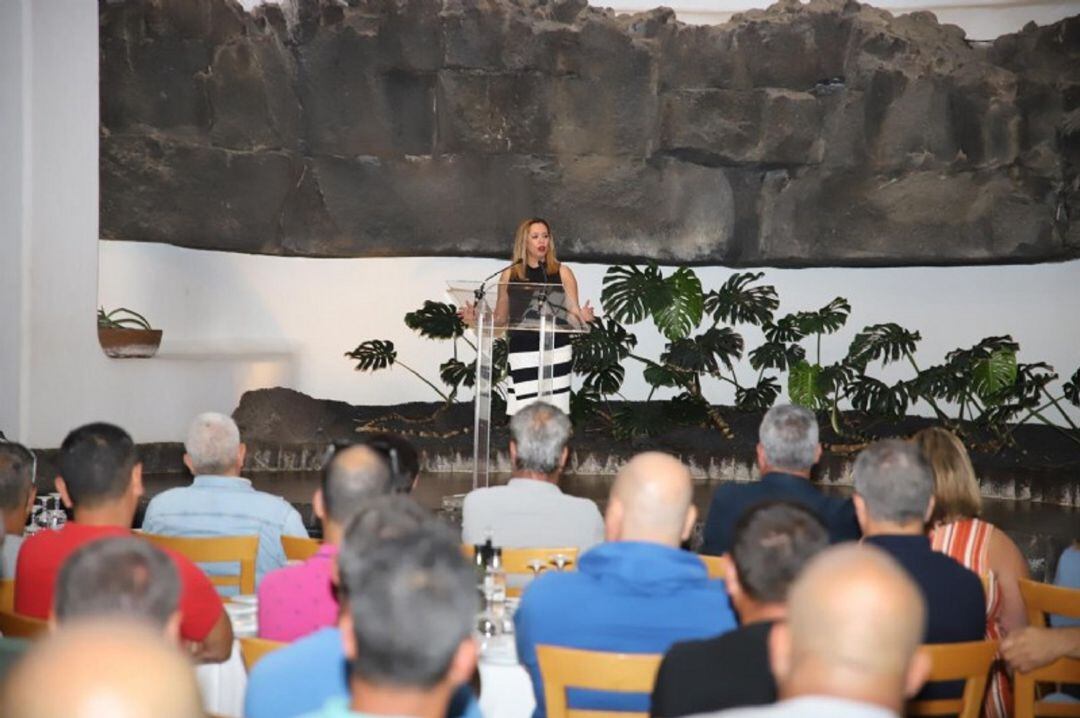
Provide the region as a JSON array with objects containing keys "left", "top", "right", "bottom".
[
  {"left": 724, "top": 558, "right": 743, "bottom": 599},
  {"left": 448, "top": 637, "right": 479, "bottom": 685},
  {"left": 165, "top": 610, "right": 183, "bottom": 644},
  {"left": 853, "top": 494, "right": 868, "bottom": 533},
  {"left": 923, "top": 496, "right": 936, "bottom": 525},
  {"left": 54, "top": 477, "right": 73, "bottom": 509},
  {"left": 681, "top": 504, "right": 698, "bottom": 542},
  {"left": 557, "top": 446, "right": 569, "bottom": 473},
  {"left": 237, "top": 443, "right": 247, "bottom": 471},
  {"left": 813, "top": 443, "right": 823, "bottom": 465},
  {"left": 604, "top": 498, "right": 623, "bottom": 543},
  {"left": 768, "top": 621, "right": 792, "bottom": 685},
  {"left": 755, "top": 444, "right": 768, "bottom": 472},
  {"left": 131, "top": 463, "right": 144, "bottom": 500},
  {"left": 182, "top": 453, "right": 195, "bottom": 476},
  {"left": 24, "top": 485, "right": 38, "bottom": 516},
  {"left": 339, "top": 610, "right": 357, "bottom": 661},
  {"left": 313, "top": 488, "right": 326, "bottom": 522},
  {"left": 904, "top": 647, "right": 932, "bottom": 698}
]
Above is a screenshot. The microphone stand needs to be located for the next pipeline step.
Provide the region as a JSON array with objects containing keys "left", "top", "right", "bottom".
[{"left": 474, "top": 259, "right": 522, "bottom": 303}]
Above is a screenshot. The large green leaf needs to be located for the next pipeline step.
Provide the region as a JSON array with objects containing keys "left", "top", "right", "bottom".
[
  {"left": 571, "top": 318, "right": 636, "bottom": 373},
  {"left": 817, "top": 362, "right": 859, "bottom": 396},
  {"left": 665, "top": 392, "right": 711, "bottom": 426},
  {"left": 662, "top": 338, "right": 711, "bottom": 374},
  {"left": 1064, "top": 367, "right": 1080, "bottom": 407},
  {"left": 748, "top": 341, "right": 806, "bottom": 372},
  {"left": 583, "top": 363, "right": 626, "bottom": 395},
  {"left": 612, "top": 403, "right": 668, "bottom": 439},
  {"left": 601, "top": 264, "right": 663, "bottom": 325},
  {"left": 788, "top": 360, "right": 824, "bottom": 409},
  {"left": 439, "top": 358, "right": 475, "bottom": 390},
  {"left": 704, "top": 272, "right": 778, "bottom": 327},
  {"left": 404, "top": 301, "right": 464, "bottom": 340},
  {"left": 971, "top": 349, "right": 1018, "bottom": 401},
  {"left": 345, "top": 340, "right": 397, "bottom": 372},
  {"left": 763, "top": 314, "right": 807, "bottom": 344},
  {"left": 570, "top": 388, "right": 602, "bottom": 424},
  {"left": 643, "top": 363, "right": 684, "bottom": 389},
  {"left": 696, "top": 327, "right": 744, "bottom": 372},
  {"left": 795, "top": 297, "right": 851, "bottom": 336},
  {"left": 736, "top": 376, "right": 781, "bottom": 412},
  {"left": 848, "top": 375, "right": 908, "bottom": 418},
  {"left": 909, "top": 363, "right": 966, "bottom": 404},
  {"left": 847, "top": 323, "right": 921, "bottom": 368},
  {"left": 651, "top": 267, "right": 704, "bottom": 341}
]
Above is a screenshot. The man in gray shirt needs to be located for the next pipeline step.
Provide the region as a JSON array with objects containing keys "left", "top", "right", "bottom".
[{"left": 462, "top": 402, "right": 603, "bottom": 552}]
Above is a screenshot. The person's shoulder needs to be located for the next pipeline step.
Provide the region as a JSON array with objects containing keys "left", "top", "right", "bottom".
[
  {"left": 663, "top": 632, "right": 730, "bottom": 667},
  {"left": 144, "top": 486, "right": 187, "bottom": 509},
  {"left": 253, "top": 628, "right": 341, "bottom": 682}
]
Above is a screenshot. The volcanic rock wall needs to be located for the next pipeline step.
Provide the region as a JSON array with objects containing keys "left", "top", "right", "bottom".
[{"left": 99, "top": 0, "right": 1080, "bottom": 266}]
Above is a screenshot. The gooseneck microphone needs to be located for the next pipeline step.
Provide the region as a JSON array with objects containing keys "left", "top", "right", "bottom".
[{"left": 474, "top": 259, "right": 522, "bottom": 302}]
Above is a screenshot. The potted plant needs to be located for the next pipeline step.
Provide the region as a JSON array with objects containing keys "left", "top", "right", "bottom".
[{"left": 97, "top": 307, "right": 162, "bottom": 358}]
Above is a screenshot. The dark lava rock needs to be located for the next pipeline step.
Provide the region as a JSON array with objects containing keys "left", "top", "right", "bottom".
[{"left": 99, "top": 0, "right": 1080, "bottom": 266}]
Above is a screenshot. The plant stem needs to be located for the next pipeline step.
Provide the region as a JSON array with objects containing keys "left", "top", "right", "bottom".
[
  {"left": 1039, "top": 387, "right": 1080, "bottom": 432},
  {"left": 397, "top": 361, "right": 449, "bottom": 402},
  {"left": 904, "top": 354, "right": 949, "bottom": 422},
  {"left": 816, "top": 333, "right": 822, "bottom": 366}
]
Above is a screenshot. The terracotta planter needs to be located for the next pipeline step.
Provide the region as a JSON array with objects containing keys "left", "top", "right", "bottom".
[{"left": 98, "top": 327, "right": 163, "bottom": 358}]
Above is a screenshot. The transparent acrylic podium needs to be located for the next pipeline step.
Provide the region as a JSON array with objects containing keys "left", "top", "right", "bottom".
[{"left": 448, "top": 280, "right": 590, "bottom": 489}]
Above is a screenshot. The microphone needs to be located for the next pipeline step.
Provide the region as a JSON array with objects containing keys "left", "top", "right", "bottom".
[{"left": 475, "top": 259, "right": 522, "bottom": 301}]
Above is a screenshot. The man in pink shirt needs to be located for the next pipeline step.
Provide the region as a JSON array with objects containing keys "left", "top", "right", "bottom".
[{"left": 257, "top": 444, "right": 391, "bottom": 641}]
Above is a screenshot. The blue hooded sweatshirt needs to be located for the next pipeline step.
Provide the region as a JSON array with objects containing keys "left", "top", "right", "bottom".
[{"left": 513, "top": 541, "right": 738, "bottom": 718}]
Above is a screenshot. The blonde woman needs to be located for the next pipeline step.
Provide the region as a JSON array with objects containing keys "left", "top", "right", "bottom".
[
  {"left": 461, "top": 218, "right": 595, "bottom": 415},
  {"left": 915, "top": 426, "right": 1030, "bottom": 718}
]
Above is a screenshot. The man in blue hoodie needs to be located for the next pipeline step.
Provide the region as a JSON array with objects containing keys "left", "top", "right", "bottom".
[{"left": 514, "top": 451, "right": 738, "bottom": 718}]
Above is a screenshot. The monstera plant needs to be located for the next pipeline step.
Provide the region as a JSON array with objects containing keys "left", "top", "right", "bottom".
[{"left": 347, "top": 266, "right": 1080, "bottom": 449}]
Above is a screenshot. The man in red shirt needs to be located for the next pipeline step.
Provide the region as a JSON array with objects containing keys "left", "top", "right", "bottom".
[{"left": 15, "top": 422, "right": 232, "bottom": 662}]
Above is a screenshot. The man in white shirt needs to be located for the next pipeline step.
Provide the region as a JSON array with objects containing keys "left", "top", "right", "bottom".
[
  {"left": 691, "top": 544, "right": 931, "bottom": 718},
  {"left": 461, "top": 402, "right": 603, "bottom": 551},
  {"left": 0, "top": 441, "right": 36, "bottom": 578}
]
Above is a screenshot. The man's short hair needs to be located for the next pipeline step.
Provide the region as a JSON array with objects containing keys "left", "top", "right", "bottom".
[
  {"left": 759, "top": 404, "right": 819, "bottom": 472},
  {"left": 322, "top": 444, "right": 393, "bottom": 524},
  {"left": 853, "top": 439, "right": 935, "bottom": 524},
  {"left": 341, "top": 526, "right": 477, "bottom": 688},
  {"left": 510, "top": 402, "right": 571, "bottom": 475},
  {"left": 184, "top": 412, "right": 242, "bottom": 475},
  {"left": 364, "top": 433, "right": 420, "bottom": 494},
  {"left": 337, "top": 495, "right": 435, "bottom": 582},
  {"left": 55, "top": 537, "right": 180, "bottom": 628},
  {"left": 731, "top": 501, "right": 829, "bottom": 603},
  {"left": 58, "top": 423, "right": 138, "bottom": 508},
  {"left": 0, "top": 442, "right": 35, "bottom": 511}
]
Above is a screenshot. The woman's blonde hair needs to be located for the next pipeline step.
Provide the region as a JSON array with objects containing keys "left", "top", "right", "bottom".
[
  {"left": 912, "top": 426, "right": 982, "bottom": 524},
  {"left": 510, "top": 218, "right": 560, "bottom": 281}
]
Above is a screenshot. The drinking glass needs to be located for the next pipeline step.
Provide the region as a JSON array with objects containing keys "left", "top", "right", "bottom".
[{"left": 551, "top": 553, "right": 572, "bottom": 571}]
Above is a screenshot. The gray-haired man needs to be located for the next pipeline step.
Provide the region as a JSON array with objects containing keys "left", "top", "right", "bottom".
[
  {"left": 461, "top": 402, "right": 603, "bottom": 551},
  {"left": 702, "top": 404, "right": 860, "bottom": 555},
  {"left": 142, "top": 412, "right": 308, "bottom": 586}
]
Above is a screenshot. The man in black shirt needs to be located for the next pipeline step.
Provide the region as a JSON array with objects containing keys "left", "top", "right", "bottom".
[{"left": 650, "top": 502, "right": 830, "bottom": 718}]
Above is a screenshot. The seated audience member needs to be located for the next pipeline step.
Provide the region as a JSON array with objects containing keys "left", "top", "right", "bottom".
[
  {"left": 365, "top": 432, "right": 421, "bottom": 494},
  {"left": 1053, "top": 541, "right": 1080, "bottom": 625},
  {"left": 258, "top": 444, "right": 392, "bottom": 641},
  {"left": 697, "top": 544, "right": 931, "bottom": 717},
  {"left": 299, "top": 517, "right": 479, "bottom": 718},
  {"left": 651, "top": 502, "right": 830, "bottom": 717},
  {"left": 14, "top": 422, "right": 232, "bottom": 662},
  {"left": 514, "top": 451, "right": 738, "bottom": 718},
  {"left": 53, "top": 536, "right": 181, "bottom": 637},
  {"left": 915, "top": 426, "right": 1030, "bottom": 717},
  {"left": 462, "top": 401, "right": 603, "bottom": 552},
  {"left": 701, "top": 404, "right": 859, "bottom": 555},
  {"left": 245, "top": 495, "right": 482, "bottom": 718},
  {"left": 141, "top": 411, "right": 308, "bottom": 586},
  {"left": 0, "top": 621, "right": 204, "bottom": 718},
  {"left": 853, "top": 439, "right": 985, "bottom": 700},
  {"left": 0, "top": 441, "right": 36, "bottom": 578}
]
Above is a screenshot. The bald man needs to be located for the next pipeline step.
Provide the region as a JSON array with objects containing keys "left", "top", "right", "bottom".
[
  {"left": 1, "top": 620, "right": 204, "bottom": 718},
  {"left": 695, "top": 544, "right": 930, "bottom": 718},
  {"left": 514, "top": 452, "right": 737, "bottom": 718}
]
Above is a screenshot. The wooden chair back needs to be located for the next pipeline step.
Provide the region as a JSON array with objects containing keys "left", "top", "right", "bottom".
[
  {"left": 0, "top": 579, "right": 14, "bottom": 612},
  {"left": 500, "top": 547, "right": 578, "bottom": 598},
  {"left": 536, "top": 644, "right": 662, "bottom": 718},
  {"left": 239, "top": 636, "right": 286, "bottom": 672},
  {"left": 699, "top": 554, "right": 732, "bottom": 580},
  {"left": 281, "top": 535, "right": 321, "bottom": 562},
  {"left": 0, "top": 609, "right": 48, "bottom": 639},
  {"left": 143, "top": 534, "right": 258, "bottom": 595},
  {"left": 906, "top": 640, "right": 998, "bottom": 718},
  {"left": 1014, "top": 579, "right": 1080, "bottom": 718}
]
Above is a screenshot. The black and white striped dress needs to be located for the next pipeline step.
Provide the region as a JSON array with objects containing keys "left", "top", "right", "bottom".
[{"left": 506, "top": 264, "right": 573, "bottom": 415}]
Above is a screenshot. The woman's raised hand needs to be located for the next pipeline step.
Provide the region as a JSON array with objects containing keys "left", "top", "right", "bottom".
[
  {"left": 457, "top": 301, "right": 477, "bottom": 326},
  {"left": 580, "top": 300, "right": 596, "bottom": 323}
]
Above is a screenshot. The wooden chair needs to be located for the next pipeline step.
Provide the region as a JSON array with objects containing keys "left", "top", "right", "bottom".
[
  {"left": 0, "top": 609, "right": 48, "bottom": 639},
  {"left": 143, "top": 534, "right": 258, "bottom": 595},
  {"left": 536, "top": 645, "right": 662, "bottom": 718},
  {"left": 0, "top": 579, "right": 13, "bottom": 612},
  {"left": 239, "top": 636, "right": 286, "bottom": 672},
  {"left": 906, "top": 640, "right": 998, "bottom": 718},
  {"left": 1014, "top": 579, "right": 1080, "bottom": 718},
  {"left": 500, "top": 547, "right": 579, "bottom": 598},
  {"left": 281, "top": 535, "right": 321, "bottom": 562},
  {"left": 699, "top": 554, "right": 732, "bottom": 580}
]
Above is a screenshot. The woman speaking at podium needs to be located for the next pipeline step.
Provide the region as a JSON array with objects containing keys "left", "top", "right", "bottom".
[{"left": 461, "top": 218, "right": 595, "bottom": 415}]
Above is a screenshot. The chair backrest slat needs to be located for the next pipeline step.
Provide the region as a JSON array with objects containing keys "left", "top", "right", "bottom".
[
  {"left": 905, "top": 640, "right": 997, "bottom": 718},
  {"left": 0, "top": 609, "right": 48, "bottom": 639},
  {"left": 1014, "top": 579, "right": 1080, "bottom": 718},
  {"left": 143, "top": 534, "right": 259, "bottom": 595},
  {"left": 281, "top": 535, "right": 321, "bottom": 562},
  {"left": 536, "top": 644, "right": 661, "bottom": 718},
  {"left": 239, "top": 636, "right": 285, "bottom": 672}
]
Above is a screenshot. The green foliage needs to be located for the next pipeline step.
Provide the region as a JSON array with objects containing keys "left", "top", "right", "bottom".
[
  {"left": 749, "top": 341, "right": 805, "bottom": 372},
  {"left": 570, "top": 388, "right": 603, "bottom": 424},
  {"left": 848, "top": 375, "right": 908, "bottom": 419},
  {"left": 571, "top": 319, "right": 637, "bottom": 372},
  {"left": 736, "top": 376, "right": 781, "bottom": 412},
  {"left": 788, "top": 361, "right": 823, "bottom": 409},
  {"left": 795, "top": 298, "right": 851, "bottom": 336},
  {"left": 582, "top": 363, "right": 626, "bottom": 395},
  {"left": 847, "top": 323, "right": 921, "bottom": 369},
  {"left": 704, "top": 272, "right": 778, "bottom": 327},
  {"left": 346, "top": 340, "right": 396, "bottom": 372},
  {"left": 1064, "top": 368, "right": 1080, "bottom": 407},
  {"left": 440, "top": 358, "right": 474, "bottom": 390},
  {"left": 763, "top": 314, "right": 807, "bottom": 344},
  {"left": 404, "top": 301, "right": 464, "bottom": 340},
  {"left": 602, "top": 263, "right": 703, "bottom": 340},
  {"left": 98, "top": 307, "right": 155, "bottom": 331}
]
